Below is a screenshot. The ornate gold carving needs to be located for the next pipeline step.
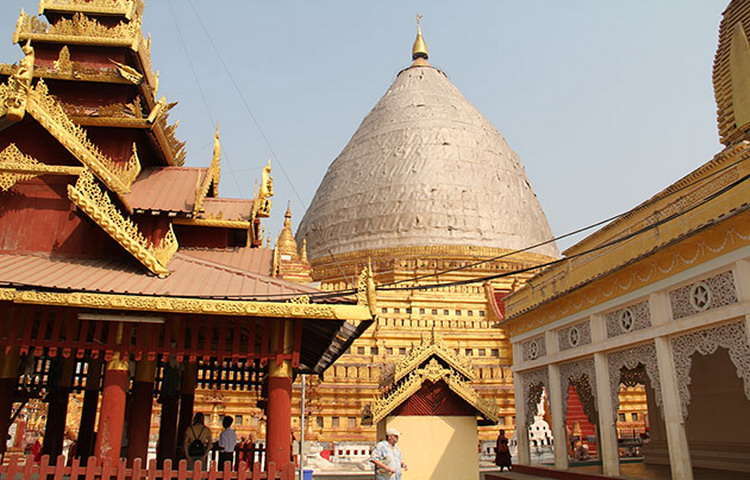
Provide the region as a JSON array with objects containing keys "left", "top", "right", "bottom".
[
  {"left": 356, "top": 260, "right": 377, "bottom": 316},
  {"left": 253, "top": 160, "right": 273, "bottom": 218},
  {"left": 394, "top": 340, "right": 475, "bottom": 383},
  {"left": 0, "top": 143, "right": 83, "bottom": 190},
  {"left": 153, "top": 224, "right": 178, "bottom": 267},
  {"left": 371, "top": 358, "right": 498, "bottom": 423},
  {"left": 0, "top": 287, "right": 374, "bottom": 321},
  {"left": 0, "top": 42, "right": 34, "bottom": 126},
  {"left": 13, "top": 11, "right": 141, "bottom": 49},
  {"left": 39, "top": 0, "right": 139, "bottom": 20},
  {"left": 146, "top": 96, "right": 172, "bottom": 124},
  {"left": 24, "top": 80, "right": 140, "bottom": 194},
  {"left": 53, "top": 46, "right": 72, "bottom": 74},
  {"left": 109, "top": 59, "right": 143, "bottom": 85},
  {"left": 194, "top": 128, "right": 221, "bottom": 214},
  {"left": 0, "top": 62, "right": 131, "bottom": 85},
  {"left": 288, "top": 295, "right": 311, "bottom": 305},
  {"left": 61, "top": 98, "right": 143, "bottom": 119},
  {"left": 67, "top": 169, "right": 171, "bottom": 277}
]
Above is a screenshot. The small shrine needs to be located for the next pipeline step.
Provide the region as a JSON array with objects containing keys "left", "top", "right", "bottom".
[{"left": 368, "top": 338, "right": 498, "bottom": 480}]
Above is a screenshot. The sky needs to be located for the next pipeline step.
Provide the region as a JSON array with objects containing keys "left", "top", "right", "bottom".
[{"left": 0, "top": 1, "right": 728, "bottom": 251}]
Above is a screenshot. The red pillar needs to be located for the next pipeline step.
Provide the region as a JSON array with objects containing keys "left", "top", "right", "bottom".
[
  {"left": 126, "top": 361, "right": 155, "bottom": 464},
  {"left": 176, "top": 363, "right": 197, "bottom": 459},
  {"left": 0, "top": 350, "right": 19, "bottom": 457},
  {"left": 94, "top": 354, "right": 129, "bottom": 462},
  {"left": 76, "top": 360, "right": 102, "bottom": 461},
  {"left": 265, "top": 320, "right": 293, "bottom": 471}
]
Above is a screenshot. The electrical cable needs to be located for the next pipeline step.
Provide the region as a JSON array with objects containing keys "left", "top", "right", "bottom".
[
  {"left": 185, "top": 0, "right": 307, "bottom": 207},
  {"left": 377, "top": 148, "right": 750, "bottom": 288},
  {"left": 185, "top": 151, "right": 750, "bottom": 300},
  {"left": 379, "top": 170, "right": 750, "bottom": 292},
  {"left": 167, "top": 0, "right": 242, "bottom": 193}
]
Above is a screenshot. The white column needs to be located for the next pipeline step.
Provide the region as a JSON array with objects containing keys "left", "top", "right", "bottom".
[
  {"left": 654, "top": 336, "right": 694, "bottom": 480},
  {"left": 650, "top": 292, "right": 694, "bottom": 480},
  {"left": 593, "top": 352, "right": 620, "bottom": 477},
  {"left": 513, "top": 372, "right": 530, "bottom": 465},
  {"left": 547, "top": 364, "right": 569, "bottom": 470}
]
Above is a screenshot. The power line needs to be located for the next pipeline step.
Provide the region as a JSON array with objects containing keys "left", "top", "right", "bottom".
[
  {"left": 167, "top": 0, "right": 242, "bottom": 193},
  {"left": 167, "top": 161, "right": 750, "bottom": 300},
  {"left": 185, "top": 0, "right": 306, "bottom": 207},
  {"left": 378, "top": 148, "right": 750, "bottom": 288},
  {"left": 379, "top": 170, "right": 750, "bottom": 292}
]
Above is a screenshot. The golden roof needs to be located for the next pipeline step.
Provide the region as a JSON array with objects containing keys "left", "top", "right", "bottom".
[{"left": 713, "top": 0, "right": 750, "bottom": 145}]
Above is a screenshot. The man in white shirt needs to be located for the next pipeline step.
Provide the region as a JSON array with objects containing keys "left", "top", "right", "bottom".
[
  {"left": 217, "top": 416, "right": 238, "bottom": 471},
  {"left": 370, "top": 428, "right": 407, "bottom": 480}
]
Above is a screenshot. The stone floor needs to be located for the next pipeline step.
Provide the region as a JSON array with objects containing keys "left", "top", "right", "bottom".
[{"left": 571, "top": 463, "right": 750, "bottom": 479}]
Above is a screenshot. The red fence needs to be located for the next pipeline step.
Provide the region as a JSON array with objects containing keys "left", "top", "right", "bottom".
[{"left": 0, "top": 455, "right": 295, "bottom": 479}]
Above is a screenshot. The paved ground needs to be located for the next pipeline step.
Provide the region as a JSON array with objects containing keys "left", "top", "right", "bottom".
[{"left": 571, "top": 463, "right": 750, "bottom": 479}]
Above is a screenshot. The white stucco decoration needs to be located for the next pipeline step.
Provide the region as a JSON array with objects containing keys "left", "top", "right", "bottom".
[{"left": 671, "top": 320, "right": 750, "bottom": 419}]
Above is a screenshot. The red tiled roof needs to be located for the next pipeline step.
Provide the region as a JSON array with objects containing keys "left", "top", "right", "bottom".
[
  {"left": 180, "top": 247, "right": 273, "bottom": 276},
  {"left": 0, "top": 251, "right": 314, "bottom": 299},
  {"left": 125, "top": 167, "right": 206, "bottom": 213},
  {"left": 202, "top": 198, "right": 254, "bottom": 221}
]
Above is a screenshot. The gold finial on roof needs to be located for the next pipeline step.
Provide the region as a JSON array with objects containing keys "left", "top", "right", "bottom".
[
  {"left": 412, "top": 14, "right": 429, "bottom": 62},
  {"left": 300, "top": 238, "right": 308, "bottom": 263},
  {"left": 277, "top": 203, "right": 298, "bottom": 257}
]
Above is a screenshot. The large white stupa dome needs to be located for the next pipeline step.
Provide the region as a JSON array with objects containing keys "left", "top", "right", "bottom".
[{"left": 297, "top": 30, "right": 558, "bottom": 260}]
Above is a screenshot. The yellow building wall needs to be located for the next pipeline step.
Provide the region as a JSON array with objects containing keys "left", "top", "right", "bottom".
[{"left": 382, "top": 415, "right": 479, "bottom": 480}]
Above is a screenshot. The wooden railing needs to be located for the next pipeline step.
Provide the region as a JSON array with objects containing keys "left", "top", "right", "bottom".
[{"left": 0, "top": 455, "right": 295, "bottom": 479}]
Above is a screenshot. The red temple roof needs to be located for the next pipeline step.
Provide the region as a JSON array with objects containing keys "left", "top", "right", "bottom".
[
  {"left": 180, "top": 247, "right": 273, "bottom": 276},
  {"left": 0, "top": 251, "right": 315, "bottom": 299},
  {"left": 125, "top": 166, "right": 207, "bottom": 214},
  {"left": 202, "top": 198, "right": 254, "bottom": 222}
]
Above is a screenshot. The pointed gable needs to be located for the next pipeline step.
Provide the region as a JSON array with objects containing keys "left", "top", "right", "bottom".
[{"left": 370, "top": 338, "right": 498, "bottom": 424}]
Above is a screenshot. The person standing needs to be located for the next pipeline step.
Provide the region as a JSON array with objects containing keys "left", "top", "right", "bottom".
[
  {"left": 494, "top": 430, "right": 512, "bottom": 471},
  {"left": 184, "top": 413, "right": 212, "bottom": 470},
  {"left": 217, "top": 416, "right": 237, "bottom": 471},
  {"left": 370, "top": 429, "right": 407, "bottom": 480}
]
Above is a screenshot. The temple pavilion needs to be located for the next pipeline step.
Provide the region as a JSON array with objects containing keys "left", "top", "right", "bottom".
[
  {"left": 0, "top": 0, "right": 376, "bottom": 475},
  {"left": 491, "top": 0, "right": 750, "bottom": 478}
]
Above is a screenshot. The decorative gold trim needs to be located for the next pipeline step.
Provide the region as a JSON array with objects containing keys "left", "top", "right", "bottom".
[
  {"left": 67, "top": 169, "right": 171, "bottom": 277},
  {"left": 172, "top": 217, "right": 251, "bottom": 230},
  {"left": 109, "top": 59, "right": 143, "bottom": 85},
  {"left": 68, "top": 117, "right": 148, "bottom": 128},
  {"left": 153, "top": 224, "right": 178, "bottom": 267},
  {"left": 253, "top": 160, "right": 273, "bottom": 218},
  {"left": 39, "top": 0, "right": 138, "bottom": 20},
  {"left": 356, "top": 260, "right": 378, "bottom": 316},
  {"left": 371, "top": 358, "right": 498, "bottom": 423},
  {"left": 0, "top": 42, "right": 34, "bottom": 128},
  {"left": 24, "top": 80, "right": 140, "bottom": 194},
  {"left": 194, "top": 128, "right": 221, "bottom": 215},
  {"left": 13, "top": 11, "right": 141, "bottom": 49},
  {"left": 393, "top": 341, "right": 475, "bottom": 383},
  {"left": 53, "top": 46, "right": 72, "bottom": 75},
  {"left": 0, "top": 143, "right": 83, "bottom": 190},
  {"left": 0, "top": 63, "right": 131, "bottom": 85},
  {"left": 0, "top": 287, "right": 374, "bottom": 321},
  {"left": 506, "top": 145, "right": 750, "bottom": 321}
]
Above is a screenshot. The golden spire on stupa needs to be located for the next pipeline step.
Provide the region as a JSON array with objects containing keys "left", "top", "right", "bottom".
[
  {"left": 277, "top": 204, "right": 298, "bottom": 258},
  {"left": 412, "top": 14, "right": 429, "bottom": 64}
]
